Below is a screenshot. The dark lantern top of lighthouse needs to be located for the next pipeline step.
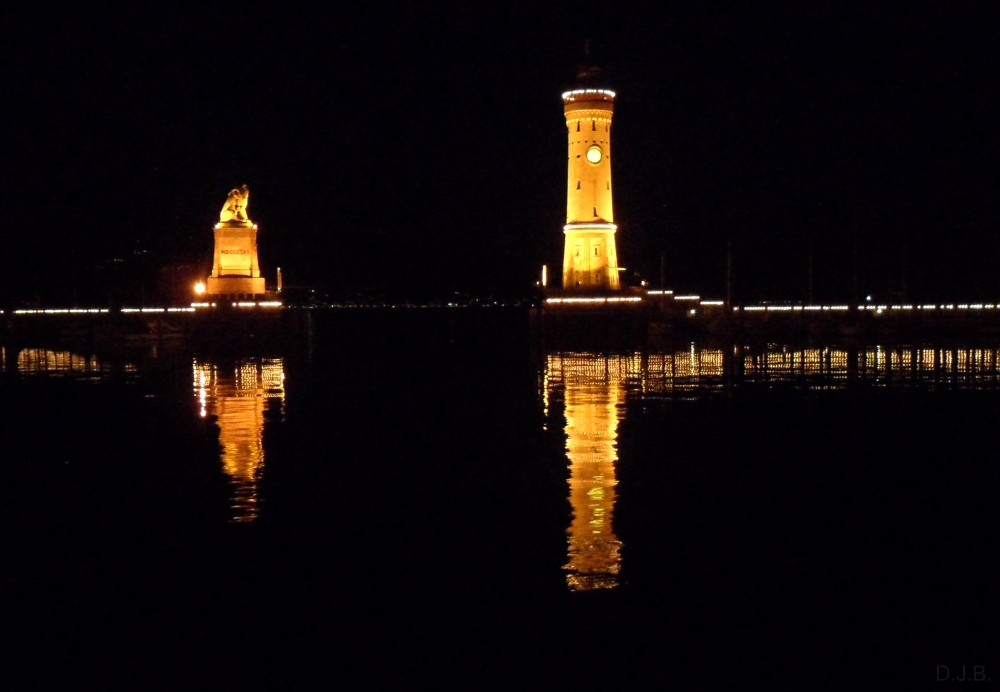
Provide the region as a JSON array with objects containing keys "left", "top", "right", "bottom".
[
  {"left": 574, "top": 39, "right": 612, "bottom": 90},
  {"left": 563, "top": 40, "right": 615, "bottom": 106}
]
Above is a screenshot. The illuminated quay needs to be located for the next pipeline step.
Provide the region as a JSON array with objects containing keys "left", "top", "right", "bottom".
[
  {"left": 542, "top": 291, "right": 1000, "bottom": 341},
  {"left": 536, "top": 66, "right": 1000, "bottom": 341},
  {"left": 0, "top": 187, "right": 286, "bottom": 346},
  {"left": 2, "top": 137, "right": 999, "bottom": 346}
]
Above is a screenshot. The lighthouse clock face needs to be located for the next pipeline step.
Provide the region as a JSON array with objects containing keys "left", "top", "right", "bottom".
[{"left": 586, "top": 145, "right": 603, "bottom": 164}]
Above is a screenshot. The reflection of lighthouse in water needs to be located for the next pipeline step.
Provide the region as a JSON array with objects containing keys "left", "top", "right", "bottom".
[
  {"left": 547, "top": 354, "right": 628, "bottom": 591},
  {"left": 194, "top": 358, "right": 285, "bottom": 522}
]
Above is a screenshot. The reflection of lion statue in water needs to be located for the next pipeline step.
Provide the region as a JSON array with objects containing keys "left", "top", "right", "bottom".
[{"left": 220, "top": 184, "right": 251, "bottom": 223}]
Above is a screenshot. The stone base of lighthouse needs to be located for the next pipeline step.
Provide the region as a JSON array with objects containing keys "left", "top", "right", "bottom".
[{"left": 562, "top": 224, "right": 621, "bottom": 291}]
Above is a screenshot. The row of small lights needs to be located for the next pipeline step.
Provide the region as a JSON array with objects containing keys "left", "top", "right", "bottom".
[
  {"left": 192, "top": 301, "right": 282, "bottom": 308},
  {"left": 122, "top": 307, "right": 195, "bottom": 313},
  {"left": 13, "top": 304, "right": 281, "bottom": 314},
  {"left": 546, "top": 293, "right": 727, "bottom": 308},
  {"left": 546, "top": 293, "right": 1000, "bottom": 314},
  {"left": 17, "top": 298, "right": 1000, "bottom": 314},
  {"left": 13, "top": 308, "right": 110, "bottom": 315},
  {"left": 546, "top": 296, "right": 642, "bottom": 304},
  {"left": 739, "top": 305, "right": 851, "bottom": 312},
  {"left": 737, "top": 304, "right": 1000, "bottom": 312},
  {"left": 11, "top": 301, "right": 530, "bottom": 313},
  {"left": 646, "top": 292, "right": 721, "bottom": 306},
  {"left": 563, "top": 223, "right": 618, "bottom": 232},
  {"left": 562, "top": 88, "right": 616, "bottom": 101},
  {"left": 643, "top": 290, "right": 1000, "bottom": 312}
]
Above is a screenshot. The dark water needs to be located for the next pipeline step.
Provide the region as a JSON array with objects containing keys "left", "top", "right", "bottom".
[{"left": 2, "top": 312, "right": 997, "bottom": 687}]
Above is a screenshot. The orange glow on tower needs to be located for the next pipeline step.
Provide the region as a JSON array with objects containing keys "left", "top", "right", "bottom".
[{"left": 561, "top": 86, "right": 620, "bottom": 291}]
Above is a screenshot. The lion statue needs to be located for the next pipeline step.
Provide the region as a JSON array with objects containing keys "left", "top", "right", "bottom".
[{"left": 220, "top": 185, "right": 251, "bottom": 223}]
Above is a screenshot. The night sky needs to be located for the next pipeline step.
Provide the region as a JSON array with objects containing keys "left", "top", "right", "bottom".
[{"left": 5, "top": 4, "right": 1000, "bottom": 305}]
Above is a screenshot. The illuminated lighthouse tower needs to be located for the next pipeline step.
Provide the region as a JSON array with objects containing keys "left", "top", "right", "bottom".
[{"left": 561, "top": 72, "right": 620, "bottom": 291}]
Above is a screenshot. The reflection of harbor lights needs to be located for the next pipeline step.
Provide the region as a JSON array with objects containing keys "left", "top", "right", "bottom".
[
  {"left": 194, "top": 358, "right": 286, "bottom": 523},
  {"left": 196, "top": 367, "right": 208, "bottom": 417},
  {"left": 549, "top": 353, "right": 623, "bottom": 590}
]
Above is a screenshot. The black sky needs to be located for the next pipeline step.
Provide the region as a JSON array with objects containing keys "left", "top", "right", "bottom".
[{"left": 4, "top": 3, "right": 1000, "bottom": 304}]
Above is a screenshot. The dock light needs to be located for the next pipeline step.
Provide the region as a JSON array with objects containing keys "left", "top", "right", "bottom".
[{"left": 194, "top": 282, "right": 206, "bottom": 295}]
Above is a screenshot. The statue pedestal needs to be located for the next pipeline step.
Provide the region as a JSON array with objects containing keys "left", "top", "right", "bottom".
[
  {"left": 206, "top": 221, "right": 266, "bottom": 297},
  {"left": 206, "top": 276, "right": 266, "bottom": 296}
]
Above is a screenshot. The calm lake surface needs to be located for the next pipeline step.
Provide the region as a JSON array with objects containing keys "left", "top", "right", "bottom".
[{"left": 2, "top": 309, "right": 997, "bottom": 687}]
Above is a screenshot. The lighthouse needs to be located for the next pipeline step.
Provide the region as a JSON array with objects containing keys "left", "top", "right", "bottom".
[{"left": 561, "top": 79, "right": 620, "bottom": 291}]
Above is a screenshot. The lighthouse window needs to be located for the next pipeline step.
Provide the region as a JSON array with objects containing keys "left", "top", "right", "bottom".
[
  {"left": 607, "top": 180, "right": 610, "bottom": 190},
  {"left": 576, "top": 122, "right": 580, "bottom": 132},
  {"left": 576, "top": 179, "right": 581, "bottom": 189},
  {"left": 594, "top": 246, "right": 600, "bottom": 256},
  {"left": 592, "top": 120, "right": 596, "bottom": 131}
]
